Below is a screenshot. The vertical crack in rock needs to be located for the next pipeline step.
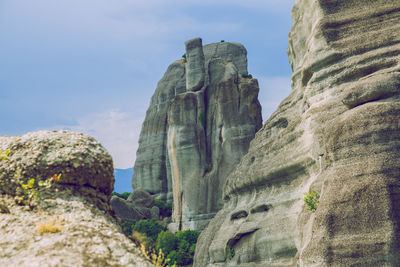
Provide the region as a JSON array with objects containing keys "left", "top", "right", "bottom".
[{"left": 194, "top": 1, "right": 400, "bottom": 266}]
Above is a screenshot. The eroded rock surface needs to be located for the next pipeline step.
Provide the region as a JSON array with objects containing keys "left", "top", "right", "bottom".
[
  {"left": 111, "top": 188, "right": 159, "bottom": 223},
  {"left": 133, "top": 39, "right": 262, "bottom": 230},
  {"left": 195, "top": 1, "right": 400, "bottom": 266},
  {"left": 0, "top": 131, "right": 153, "bottom": 267},
  {"left": 0, "top": 130, "right": 114, "bottom": 197}
]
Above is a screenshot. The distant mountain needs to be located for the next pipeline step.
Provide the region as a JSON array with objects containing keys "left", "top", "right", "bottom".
[{"left": 113, "top": 168, "right": 133, "bottom": 193}]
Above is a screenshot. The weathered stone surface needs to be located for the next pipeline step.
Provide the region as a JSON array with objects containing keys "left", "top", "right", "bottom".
[
  {"left": 150, "top": 206, "right": 160, "bottom": 219},
  {"left": 128, "top": 187, "right": 155, "bottom": 208},
  {"left": 0, "top": 130, "right": 114, "bottom": 196},
  {"left": 195, "top": 1, "right": 400, "bottom": 266},
  {"left": 132, "top": 61, "right": 186, "bottom": 201},
  {"left": 0, "top": 130, "right": 152, "bottom": 266},
  {"left": 133, "top": 39, "right": 262, "bottom": 231},
  {"left": 185, "top": 38, "right": 206, "bottom": 92},
  {"left": 111, "top": 196, "right": 149, "bottom": 223}
]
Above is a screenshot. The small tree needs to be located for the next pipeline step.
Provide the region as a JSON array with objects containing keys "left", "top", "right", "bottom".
[
  {"left": 156, "top": 231, "right": 178, "bottom": 256},
  {"left": 304, "top": 189, "right": 320, "bottom": 213}
]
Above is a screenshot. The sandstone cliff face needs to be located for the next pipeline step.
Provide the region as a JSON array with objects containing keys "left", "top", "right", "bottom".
[
  {"left": 0, "top": 131, "right": 152, "bottom": 267},
  {"left": 195, "top": 1, "right": 400, "bottom": 266},
  {"left": 133, "top": 39, "right": 262, "bottom": 230}
]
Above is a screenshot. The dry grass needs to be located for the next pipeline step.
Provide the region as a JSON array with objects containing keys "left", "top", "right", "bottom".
[{"left": 36, "top": 216, "right": 64, "bottom": 234}]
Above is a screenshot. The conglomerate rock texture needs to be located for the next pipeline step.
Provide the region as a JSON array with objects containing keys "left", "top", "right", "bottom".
[
  {"left": 0, "top": 131, "right": 153, "bottom": 266},
  {"left": 133, "top": 39, "right": 262, "bottom": 230},
  {"left": 195, "top": 1, "right": 400, "bottom": 266}
]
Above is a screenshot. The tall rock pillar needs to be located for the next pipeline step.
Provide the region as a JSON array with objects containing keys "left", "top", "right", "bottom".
[{"left": 133, "top": 38, "right": 262, "bottom": 231}]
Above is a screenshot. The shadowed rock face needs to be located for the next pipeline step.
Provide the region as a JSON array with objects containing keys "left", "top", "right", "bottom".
[
  {"left": 133, "top": 38, "right": 262, "bottom": 230},
  {"left": 195, "top": 1, "right": 400, "bottom": 266}
]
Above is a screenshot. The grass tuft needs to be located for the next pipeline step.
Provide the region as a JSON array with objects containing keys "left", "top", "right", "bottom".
[{"left": 36, "top": 217, "right": 64, "bottom": 234}]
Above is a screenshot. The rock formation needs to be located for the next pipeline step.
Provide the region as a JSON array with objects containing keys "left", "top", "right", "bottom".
[
  {"left": 0, "top": 131, "right": 153, "bottom": 266},
  {"left": 195, "top": 1, "right": 400, "bottom": 266},
  {"left": 111, "top": 188, "right": 160, "bottom": 223},
  {"left": 133, "top": 39, "right": 262, "bottom": 230}
]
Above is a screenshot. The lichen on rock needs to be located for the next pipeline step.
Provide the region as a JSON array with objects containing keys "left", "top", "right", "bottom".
[{"left": 0, "top": 130, "right": 153, "bottom": 266}]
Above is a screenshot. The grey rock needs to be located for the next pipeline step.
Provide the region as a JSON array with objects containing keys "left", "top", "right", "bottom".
[
  {"left": 111, "top": 196, "right": 149, "bottom": 223},
  {"left": 128, "top": 188, "right": 155, "bottom": 208},
  {"left": 195, "top": 1, "right": 400, "bottom": 266},
  {"left": 0, "top": 130, "right": 114, "bottom": 196},
  {"left": 0, "top": 203, "right": 10, "bottom": 214},
  {"left": 132, "top": 61, "right": 186, "bottom": 201},
  {"left": 133, "top": 39, "right": 262, "bottom": 231},
  {"left": 0, "top": 130, "right": 153, "bottom": 266},
  {"left": 150, "top": 206, "right": 160, "bottom": 220},
  {"left": 185, "top": 38, "right": 206, "bottom": 92}
]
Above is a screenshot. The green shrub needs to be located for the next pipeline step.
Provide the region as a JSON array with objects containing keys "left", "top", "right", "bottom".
[
  {"left": 226, "top": 246, "right": 235, "bottom": 260},
  {"left": 241, "top": 73, "right": 253, "bottom": 79},
  {"left": 304, "top": 189, "right": 320, "bottom": 213},
  {"left": 156, "top": 231, "right": 178, "bottom": 256},
  {"left": 168, "top": 230, "right": 199, "bottom": 266},
  {"left": 154, "top": 199, "right": 172, "bottom": 217},
  {"left": 16, "top": 174, "right": 61, "bottom": 206},
  {"left": 133, "top": 219, "right": 166, "bottom": 241},
  {"left": 0, "top": 150, "right": 10, "bottom": 160},
  {"left": 122, "top": 220, "right": 135, "bottom": 235},
  {"left": 132, "top": 222, "right": 199, "bottom": 266},
  {"left": 176, "top": 230, "right": 199, "bottom": 245},
  {"left": 112, "top": 191, "right": 131, "bottom": 200},
  {"left": 166, "top": 250, "right": 178, "bottom": 266}
]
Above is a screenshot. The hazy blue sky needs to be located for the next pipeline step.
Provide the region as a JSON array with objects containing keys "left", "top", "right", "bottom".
[{"left": 0, "top": 0, "right": 294, "bottom": 168}]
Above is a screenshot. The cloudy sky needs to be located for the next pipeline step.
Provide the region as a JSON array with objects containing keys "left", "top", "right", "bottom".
[{"left": 0, "top": 0, "right": 294, "bottom": 168}]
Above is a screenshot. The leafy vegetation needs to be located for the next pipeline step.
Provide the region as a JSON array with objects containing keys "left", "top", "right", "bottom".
[
  {"left": 154, "top": 198, "right": 173, "bottom": 217},
  {"left": 182, "top": 53, "right": 187, "bottom": 63},
  {"left": 304, "top": 189, "right": 320, "bottom": 213},
  {"left": 133, "top": 219, "right": 167, "bottom": 247},
  {"left": 0, "top": 149, "right": 10, "bottom": 160},
  {"left": 16, "top": 174, "right": 61, "bottom": 206},
  {"left": 226, "top": 246, "right": 235, "bottom": 260},
  {"left": 131, "top": 219, "right": 199, "bottom": 266},
  {"left": 111, "top": 191, "right": 130, "bottom": 200},
  {"left": 241, "top": 73, "right": 253, "bottom": 79},
  {"left": 122, "top": 220, "right": 136, "bottom": 236}
]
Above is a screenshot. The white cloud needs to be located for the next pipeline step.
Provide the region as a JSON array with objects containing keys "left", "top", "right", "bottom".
[
  {"left": 257, "top": 76, "right": 292, "bottom": 122},
  {"left": 51, "top": 109, "right": 143, "bottom": 169}
]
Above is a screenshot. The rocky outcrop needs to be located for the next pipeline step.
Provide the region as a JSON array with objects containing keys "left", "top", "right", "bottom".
[
  {"left": 111, "top": 188, "right": 159, "bottom": 223},
  {"left": 0, "top": 131, "right": 152, "bottom": 266},
  {"left": 133, "top": 39, "right": 262, "bottom": 230},
  {"left": 195, "top": 1, "right": 400, "bottom": 266}
]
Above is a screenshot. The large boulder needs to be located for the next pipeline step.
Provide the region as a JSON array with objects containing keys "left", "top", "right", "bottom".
[
  {"left": 111, "top": 188, "right": 160, "bottom": 224},
  {"left": 111, "top": 196, "right": 151, "bottom": 223},
  {"left": 195, "top": 1, "right": 400, "bottom": 266},
  {"left": 0, "top": 130, "right": 114, "bottom": 197},
  {"left": 128, "top": 188, "right": 155, "bottom": 208},
  {"left": 133, "top": 39, "right": 262, "bottom": 230},
  {"left": 0, "top": 130, "right": 153, "bottom": 266}
]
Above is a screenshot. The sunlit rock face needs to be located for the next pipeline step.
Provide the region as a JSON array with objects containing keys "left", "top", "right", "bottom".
[
  {"left": 194, "top": 1, "right": 400, "bottom": 266},
  {"left": 132, "top": 38, "right": 262, "bottom": 231},
  {"left": 0, "top": 131, "right": 153, "bottom": 266}
]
